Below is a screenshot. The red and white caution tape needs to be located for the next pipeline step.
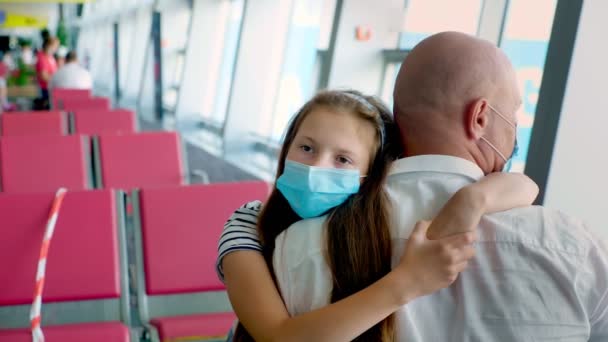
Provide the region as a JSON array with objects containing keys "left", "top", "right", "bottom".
[{"left": 30, "top": 188, "right": 67, "bottom": 342}]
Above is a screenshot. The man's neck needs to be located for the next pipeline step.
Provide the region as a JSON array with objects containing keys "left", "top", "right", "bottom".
[{"left": 401, "top": 138, "right": 491, "bottom": 175}]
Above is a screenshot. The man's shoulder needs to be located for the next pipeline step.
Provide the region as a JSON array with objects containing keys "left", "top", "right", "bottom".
[{"left": 482, "top": 205, "right": 601, "bottom": 257}]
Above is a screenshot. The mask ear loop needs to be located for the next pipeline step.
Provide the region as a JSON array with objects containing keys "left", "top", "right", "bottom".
[
  {"left": 480, "top": 136, "right": 508, "bottom": 162},
  {"left": 486, "top": 103, "right": 518, "bottom": 163}
]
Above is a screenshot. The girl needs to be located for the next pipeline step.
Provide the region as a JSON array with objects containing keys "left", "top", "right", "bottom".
[{"left": 217, "top": 90, "right": 538, "bottom": 341}]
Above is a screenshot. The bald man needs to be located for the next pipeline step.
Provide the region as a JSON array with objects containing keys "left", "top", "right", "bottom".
[{"left": 272, "top": 32, "right": 608, "bottom": 341}]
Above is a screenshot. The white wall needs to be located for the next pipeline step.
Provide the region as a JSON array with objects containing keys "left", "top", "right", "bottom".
[
  {"left": 326, "top": 0, "right": 402, "bottom": 95},
  {"left": 544, "top": 0, "right": 608, "bottom": 236}
]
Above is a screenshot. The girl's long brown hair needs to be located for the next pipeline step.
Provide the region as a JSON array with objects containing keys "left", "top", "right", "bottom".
[{"left": 233, "top": 90, "right": 402, "bottom": 342}]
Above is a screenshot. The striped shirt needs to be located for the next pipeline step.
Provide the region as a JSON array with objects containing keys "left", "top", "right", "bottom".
[{"left": 216, "top": 200, "right": 263, "bottom": 282}]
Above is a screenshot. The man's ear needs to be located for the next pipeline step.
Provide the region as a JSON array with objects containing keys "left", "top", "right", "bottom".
[{"left": 465, "top": 98, "right": 489, "bottom": 140}]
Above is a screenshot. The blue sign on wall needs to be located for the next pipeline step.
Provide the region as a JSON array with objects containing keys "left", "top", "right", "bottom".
[{"left": 0, "top": 11, "right": 6, "bottom": 25}]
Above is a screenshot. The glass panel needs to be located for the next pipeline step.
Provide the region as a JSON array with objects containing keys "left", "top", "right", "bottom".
[
  {"left": 77, "top": 28, "right": 94, "bottom": 71},
  {"left": 118, "top": 18, "right": 135, "bottom": 91},
  {"left": 88, "top": 24, "right": 114, "bottom": 93},
  {"left": 500, "top": 0, "right": 557, "bottom": 172},
  {"left": 138, "top": 41, "right": 156, "bottom": 119},
  {"left": 161, "top": 4, "right": 191, "bottom": 109},
  {"left": 124, "top": 9, "right": 152, "bottom": 101},
  {"left": 380, "top": 61, "right": 401, "bottom": 106},
  {"left": 200, "top": 0, "right": 245, "bottom": 124},
  {"left": 268, "top": 0, "right": 333, "bottom": 142},
  {"left": 399, "top": 0, "right": 483, "bottom": 49}
]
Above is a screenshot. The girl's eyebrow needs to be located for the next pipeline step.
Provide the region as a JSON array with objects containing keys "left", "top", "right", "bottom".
[{"left": 299, "top": 136, "right": 316, "bottom": 144}]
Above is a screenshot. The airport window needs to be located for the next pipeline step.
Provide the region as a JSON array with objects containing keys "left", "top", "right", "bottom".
[
  {"left": 118, "top": 17, "right": 135, "bottom": 93},
  {"left": 123, "top": 9, "right": 152, "bottom": 103},
  {"left": 197, "top": 0, "right": 245, "bottom": 127},
  {"left": 266, "top": 0, "right": 337, "bottom": 142},
  {"left": 161, "top": 3, "right": 191, "bottom": 112},
  {"left": 89, "top": 24, "right": 114, "bottom": 94},
  {"left": 380, "top": 0, "right": 483, "bottom": 106},
  {"left": 379, "top": 60, "right": 401, "bottom": 106},
  {"left": 500, "top": 0, "right": 557, "bottom": 172},
  {"left": 399, "top": 0, "right": 483, "bottom": 49}
]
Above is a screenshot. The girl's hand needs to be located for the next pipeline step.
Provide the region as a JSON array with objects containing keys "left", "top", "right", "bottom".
[{"left": 391, "top": 220, "right": 476, "bottom": 302}]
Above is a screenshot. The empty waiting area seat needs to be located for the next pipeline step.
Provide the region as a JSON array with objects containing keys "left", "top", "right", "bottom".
[
  {"left": 94, "top": 132, "right": 184, "bottom": 189},
  {"left": 72, "top": 109, "right": 136, "bottom": 135},
  {"left": 51, "top": 88, "right": 91, "bottom": 110},
  {"left": 133, "top": 181, "right": 270, "bottom": 341},
  {"left": 61, "top": 97, "right": 111, "bottom": 112},
  {"left": 0, "top": 135, "right": 91, "bottom": 193},
  {"left": 0, "top": 190, "right": 131, "bottom": 341},
  {"left": 0, "top": 111, "right": 67, "bottom": 136}
]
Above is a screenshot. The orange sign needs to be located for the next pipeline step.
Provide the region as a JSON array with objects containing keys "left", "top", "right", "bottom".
[{"left": 355, "top": 26, "right": 372, "bottom": 41}]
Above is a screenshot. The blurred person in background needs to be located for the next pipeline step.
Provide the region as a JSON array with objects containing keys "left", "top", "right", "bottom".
[
  {"left": 50, "top": 51, "right": 92, "bottom": 90},
  {"left": 35, "top": 37, "right": 59, "bottom": 109}
]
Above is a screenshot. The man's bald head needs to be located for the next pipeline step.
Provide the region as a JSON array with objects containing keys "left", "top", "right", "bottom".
[{"left": 393, "top": 32, "right": 520, "bottom": 173}]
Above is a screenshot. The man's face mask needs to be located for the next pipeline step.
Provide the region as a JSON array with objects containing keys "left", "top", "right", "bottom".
[{"left": 480, "top": 103, "right": 519, "bottom": 172}]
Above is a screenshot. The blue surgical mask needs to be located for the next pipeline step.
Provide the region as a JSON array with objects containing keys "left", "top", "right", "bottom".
[
  {"left": 276, "top": 160, "right": 361, "bottom": 219},
  {"left": 480, "top": 103, "right": 518, "bottom": 172},
  {"left": 502, "top": 139, "right": 519, "bottom": 172}
]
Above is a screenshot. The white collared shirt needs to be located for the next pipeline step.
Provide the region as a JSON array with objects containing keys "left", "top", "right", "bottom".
[
  {"left": 50, "top": 62, "right": 92, "bottom": 90},
  {"left": 273, "top": 155, "right": 608, "bottom": 341}
]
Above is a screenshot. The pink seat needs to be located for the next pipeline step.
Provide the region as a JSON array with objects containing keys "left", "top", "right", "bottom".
[
  {"left": 73, "top": 109, "right": 136, "bottom": 135},
  {"left": 0, "top": 190, "right": 120, "bottom": 306},
  {"left": 0, "top": 111, "right": 67, "bottom": 136},
  {"left": 151, "top": 313, "right": 235, "bottom": 341},
  {"left": 137, "top": 182, "right": 269, "bottom": 341},
  {"left": 0, "top": 322, "right": 130, "bottom": 342},
  {"left": 51, "top": 88, "right": 91, "bottom": 110},
  {"left": 97, "top": 132, "right": 184, "bottom": 189},
  {"left": 0, "top": 135, "right": 90, "bottom": 193},
  {"left": 62, "top": 97, "right": 110, "bottom": 112},
  {"left": 140, "top": 182, "right": 269, "bottom": 294}
]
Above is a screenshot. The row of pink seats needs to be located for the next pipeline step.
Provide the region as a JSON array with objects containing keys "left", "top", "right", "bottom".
[
  {"left": 0, "top": 132, "right": 184, "bottom": 192},
  {"left": 0, "top": 181, "right": 270, "bottom": 342},
  {"left": 0, "top": 109, "right": 136, "bottom": 137}
]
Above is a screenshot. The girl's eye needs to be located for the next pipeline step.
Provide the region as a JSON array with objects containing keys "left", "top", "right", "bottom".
[
  {"left": 299, "top": 145, "right": 313, "bottom": 153},
  {"left": 337, "top": 156, "right": 352, "bottom": 165}
]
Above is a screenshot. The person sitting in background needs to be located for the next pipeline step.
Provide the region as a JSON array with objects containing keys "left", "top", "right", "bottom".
[
  {"left": 50, "top": 51, "right": 92, "bottom": 90},
  {"left": 35, "top": 37, "right": 59, "bottom": 108}
]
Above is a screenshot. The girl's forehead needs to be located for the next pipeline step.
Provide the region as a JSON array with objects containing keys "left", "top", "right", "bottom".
[
  {"left": 296, "top": 109, "right": 377, "bottom": 151},
  {"left": 299, "top": 107, "right": 372, "bottom": 132}
]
